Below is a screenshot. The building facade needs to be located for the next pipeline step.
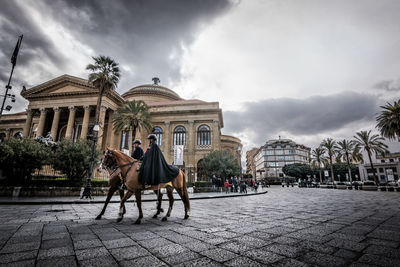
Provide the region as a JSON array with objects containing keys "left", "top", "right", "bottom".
[
  {"left": 0, "top": 74, "right": 242, "bottom": 181},
  {"left": 254, "top": 139, "right": 311, "bottom": 180},
  {"left": 246, "top": 147, "right": 258, "bottom": 178},
  {"left": 358, "top": 140, "right": 400, "bottom": 183}
]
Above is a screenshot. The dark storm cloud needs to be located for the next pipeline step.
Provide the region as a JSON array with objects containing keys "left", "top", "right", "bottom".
[
  {"left": 40, "top": 0, "right": 234, "bottom": 90},
  {"left": 224, "top": 92, "right": 378, "bottom": 144}
]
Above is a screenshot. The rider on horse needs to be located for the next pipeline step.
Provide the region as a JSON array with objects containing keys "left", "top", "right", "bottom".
[{"left": 139, "top": 134, "right": 179, "bottom": 188}]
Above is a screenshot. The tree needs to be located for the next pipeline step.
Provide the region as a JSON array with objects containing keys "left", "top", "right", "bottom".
[
  {"left": 321, "top": 138, "right": 337, "bottom": 182},
  {"left": 86, "top": 55, "right": 120, "bottom": 132},
  {"left": 282, "top": 163, "right": 312, "bottom": 179},
  {"left": 0, "top": 138, "right": 50, "bottom": 183},
  {"left": 51, "top": 139, "right": 101, "bottom": 182},
  {"left": 332, "top": 163, "right": 359, "bottom": 181},
  {"left": 335, "top": 139, "right": 357, "bottom": 183},
  {"left": 113, "top": 100, "right": 152, "bottom": 150},
  {"left": 203, "top": 150, "right": 240, "bottom": 180},
  {"left": 376, "top": 100, "right": 400, "bottom": 140},
  {"left": 353, "top": 130, "right": 388, "bottom": 184},
  {"left": 311, "top": 146, "right": 326, "bottom": 182}
]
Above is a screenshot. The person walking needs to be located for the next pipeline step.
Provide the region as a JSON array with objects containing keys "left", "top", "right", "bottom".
[
  {"left": 224, "top": 180, "right": 230, "bottom": 194},
  {"left": 212, "top": 175, "right": 217, "bottom": 192}
]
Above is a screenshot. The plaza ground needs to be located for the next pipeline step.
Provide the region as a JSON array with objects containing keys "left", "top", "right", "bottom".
[{"left": 0, "top": 186, "right": 399, "bottom": 266}]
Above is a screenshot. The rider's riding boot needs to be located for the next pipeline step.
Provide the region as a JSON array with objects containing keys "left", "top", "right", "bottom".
[{"left": 120, "top": 178, "right": 127, "bottom": 190}]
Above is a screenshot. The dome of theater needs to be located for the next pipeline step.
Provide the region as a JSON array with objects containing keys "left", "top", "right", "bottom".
[{"left": 122, "top": 78, "right": 181, "bottom": 102}]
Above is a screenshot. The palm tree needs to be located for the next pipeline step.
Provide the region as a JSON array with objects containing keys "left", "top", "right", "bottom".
[
  {"left": 321, "top": 138, "right": 337, "bottom": 182},
  {"left": 113, "top": 100, "right": 152, "bottom": 151},
  {"left": 86, "top": 55, "right": 120, "bottom": 127},
  {"left": 376, "top": 100, "right": 400, "bottom": 140},
  {"left": 353, "top": 130, "right": 388, "bottom": 184},
  {"left": 335, "top": 139, "right": 356, "bottom": 183},
  {"left": 311, "top": 146, "right": 326, "bottom": 183}
]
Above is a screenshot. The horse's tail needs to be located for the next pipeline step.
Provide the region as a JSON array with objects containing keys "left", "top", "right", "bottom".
[{"left": 182, "top": 170, "right": 190, "bottom": 212}]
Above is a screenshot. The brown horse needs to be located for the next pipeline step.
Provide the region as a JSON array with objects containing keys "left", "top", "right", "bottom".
[{"left": 103, "top": 148, "right": 190, "bottom": 224}]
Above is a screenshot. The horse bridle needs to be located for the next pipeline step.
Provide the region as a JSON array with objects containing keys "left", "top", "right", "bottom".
[{"left": 103, "top": 149, "right": 136, "bottom": 178}]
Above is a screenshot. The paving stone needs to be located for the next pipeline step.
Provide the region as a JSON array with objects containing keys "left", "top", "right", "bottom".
[
  {"left": 37, "top": 246, "right": 75, "bottom": 260},
  {"left": 271, "top": 236, "right": 301, "bottom": 245},
  {"left": 218, "top": 241, "right": 252, "bottom": 254},
  {"left": 36, "top": 256, "right": 77, "bottom": 267},
  {"left": 119, "top": 255, "right": 167, "bottom": 267},
  {"left": 0, "top": 241, "right": 40, "bottom": 254},
  {"left": 357, "top": 253, "right": 400, "bottom": 266},
  {"left": 298, "top": 240, "right": 338, "bottom": 254},
  {"left": 0, "top": 250, "right": 37, "bottom": 264},
  {"left": 272, "top": 258, "right": 310, "bottom": 267},
  {"left": 129, "top": 231, "right": 159, "bottom": 241},
  {"left": 200, "top": 248, "right": 238, "bottom": 263},
  {"left": 363, "top": 244, "right": 400, "bottom": 258},
  {"left": 151, "top": 243, "right": 188, "bottom": 257},
  {"left": 263, "top": 243, "right": 303, "bottom": 258},
  {"left": 162, "top": 250, "right": 202, "bottom": 265},
  {"left": 78, "top": 255, "right": 118, "bottom": 267},
  {"left": 326, "top": 238, "right": 368, "bottom": 252},
  {"left": 175, "top": 256, "right": 223, "bottom": 267},
  {"left": 223, "top": 256, "right": 263, "bottom": 266},
  {"left": 362, "top": 238, "right": 399, "bottom": 248},
  {"left": 301, "top": 251, "right": 349, "bottom": 267},
  {"left": 73, "top": 239, "right": 103, "bottom": 250},
  {"left": 334, "top": 248, "right": 360, "bottom": 260},
  {"left": 137, "top": 237, "right": 173, "bottom": 249},
  {"left": 231, "top": 235, "right": 269, "bottom": 248},
  {"left": 181, "top": 240, "right": 216, "bottom": 252},
  {"left": 40, "top": 237, "right": 72, "bottom": 250},
  {"left": 110, "top": 245, "right": 150, "bottom": 260},
  {"left": 242, "top": 249, "right": 284, "bottom": 265},
  {"left": 102, "top": 237, "right": 136, "bottom": 249},
  {"left": 75, "top": 247, "right": 109, "bottom": 261},
  {"left": 0, "top": 259, "right": 36, "bottom": 267}
]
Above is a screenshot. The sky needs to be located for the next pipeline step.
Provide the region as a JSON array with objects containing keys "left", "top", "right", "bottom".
[{"left": 0, "top": 0, "right": 399, "bottom": 158}]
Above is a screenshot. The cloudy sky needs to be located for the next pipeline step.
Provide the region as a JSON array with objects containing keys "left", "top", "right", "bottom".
[{"left": 1, "top": 0, "right": 399, "bottom": 155}]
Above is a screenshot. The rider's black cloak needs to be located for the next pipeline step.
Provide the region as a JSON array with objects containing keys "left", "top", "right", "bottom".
[{"left": 138, "top": 143, "right": 179, "bottom": 185}]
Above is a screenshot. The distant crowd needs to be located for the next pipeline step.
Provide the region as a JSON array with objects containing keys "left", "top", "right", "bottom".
[{"left": 211, "top": 175, "right": 265, "bottom": 194}]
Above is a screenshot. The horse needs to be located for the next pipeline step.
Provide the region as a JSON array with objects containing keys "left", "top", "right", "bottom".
[
  {"left": 102, "top": 148, "right": 190, "bottom": 224},
  {"left": 95, "top": 157, "right": 126, "bottom": 220}
]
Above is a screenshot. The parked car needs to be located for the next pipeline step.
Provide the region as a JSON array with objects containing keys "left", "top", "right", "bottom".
[
  {"left": 311, "top": 181, "right": 320, "bottom": 188},
  {"left": 352, "top": 181, "right": 363, "bottom": 190},
  {"left": 386, "top": 181, "right": 398, "bottom": 192},
  {"left": 362, "top": 181, "right": 378, "bottom": 191}
]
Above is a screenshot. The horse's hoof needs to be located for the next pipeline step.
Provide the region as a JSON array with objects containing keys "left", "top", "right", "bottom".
[
  {"left": 184, "top": 215, "right": 189, "bottom": 220},
  {"left": 134, "top": 219, "right": 141, "bottom": 224},
  {"left": 116, "top": 217, "right": 123, "bottom": 223},
  {"left": 152, "top": 214, "right": 158, "bottom": 219},
  {"left": 161, "top": 217, "right": 167, "bottom": 222},
  {"left": 95, "top": 215, "right": 102, "bottom": 220}
]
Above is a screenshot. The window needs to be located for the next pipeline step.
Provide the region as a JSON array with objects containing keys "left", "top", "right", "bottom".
[
  {"left": 389, "top": 158, "right": 394, "bottom": 162},
  {"left": 264, "top": 150, "right": 274, "bottom": 155},
  {"left": 379, "top": 168, "right": 384, "bottom": 173},
  {"left": 381, "top": 160, "right": 385, "bottom": 163},
  {"left": 173, "top": 126, "right": 186, "bottom": 146},
  {"left": 197, "top": 125, "right": 211, "bottom": 145},
  {"left": 153, "top": 126, "right": 163, "bottom": 146},
  {"left": 120, "top": 131, "right": 129, "bottom": 149}
]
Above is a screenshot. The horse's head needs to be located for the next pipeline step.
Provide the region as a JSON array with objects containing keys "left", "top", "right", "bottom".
[{"left": 98, "top": 148, "right": 117, "bottom": 172}]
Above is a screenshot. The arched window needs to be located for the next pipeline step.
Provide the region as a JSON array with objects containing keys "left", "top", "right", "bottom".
[
  {"left": 153, "top": 126, "right": 163, "bottom": 146},
  {"left": 14, "top": 132, "right": 22, "bottom": 139},
  {"left": 173, "top": 126, "right": 186, "bottom": 146},
  {"left": 0, "top": 133, "right": 6, "bottom": 142},
  {"left": 197, "top": 125, "right": 211, "bottom": 145}
]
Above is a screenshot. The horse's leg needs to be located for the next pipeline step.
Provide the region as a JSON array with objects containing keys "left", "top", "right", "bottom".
[
  {"left": 175, "top": 186, "right": 190, "bottom": 220},
  {"left": 162, "top": 186, "right": 174, "bottom": 221},
  {"left": 119, "top": 189, "right": 126, "bottom": 215},
  {"left": 134, "top": 189, "right": 143, "bottom": 224},
  {"left": 152, "top": 189, "right": 163, "bottom": 218},
  {"left": 117, "top": 190, "right": 133, "bottom": 222},
  {"left": 96, "top": 185, "right": 118, "bottom": 220}
]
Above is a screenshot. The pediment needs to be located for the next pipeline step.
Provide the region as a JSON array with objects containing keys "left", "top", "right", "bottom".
[{"left": 21, "top": 74, "right": 98, "bottom": 99}]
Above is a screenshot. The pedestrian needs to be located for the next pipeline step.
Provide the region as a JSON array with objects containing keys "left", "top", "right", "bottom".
[
  {"left": 224, "top": 180, "right": 230, "bottom": 194},
  {"left": 212, "top": 175, "right": 217, "bottom": 192},
  {"left": 233, "top": 176, "right": 238, "bottom": 192}
]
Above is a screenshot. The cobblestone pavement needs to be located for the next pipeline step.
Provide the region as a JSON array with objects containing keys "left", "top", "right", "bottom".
[{"left": 0, "top": 186, "right": 399, "bottom": 267}]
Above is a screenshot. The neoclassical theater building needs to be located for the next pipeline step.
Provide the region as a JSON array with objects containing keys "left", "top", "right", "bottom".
[{"left": 0, "top": 74, "right": 242, "bottom": 180}]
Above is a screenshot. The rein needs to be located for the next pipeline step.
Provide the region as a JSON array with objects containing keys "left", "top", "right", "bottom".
[{"left": 117, "top": 161, "right": 136, "bottom": 178}]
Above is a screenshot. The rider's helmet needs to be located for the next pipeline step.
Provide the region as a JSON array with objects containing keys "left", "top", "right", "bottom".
[
  {"left": 133, "top": 139, "right": 142, "bottom": 145},
  {"left": 147, "top": 134, "right": 157, "bottom": 141}
]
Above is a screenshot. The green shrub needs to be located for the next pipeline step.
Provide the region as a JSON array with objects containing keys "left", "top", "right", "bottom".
[
  {"left": 51, "top": 139, "right": 101, "bottom": 182},
  {"left": 0, "top": 138, "right": 50, "bottom": 183}
]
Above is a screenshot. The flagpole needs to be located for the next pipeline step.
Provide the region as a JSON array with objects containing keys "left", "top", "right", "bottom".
[{"left": 0, "top": 35, "right": 23, "bottom": 119}]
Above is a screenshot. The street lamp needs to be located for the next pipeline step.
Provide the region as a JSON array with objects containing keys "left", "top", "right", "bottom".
[{"left": 81, "top": 123, "right": 99, "bottom": 199}]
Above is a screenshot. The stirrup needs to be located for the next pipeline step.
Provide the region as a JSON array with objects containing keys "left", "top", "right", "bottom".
[{"left": 120, "top": 183, "right": 127, "bottom": 190}]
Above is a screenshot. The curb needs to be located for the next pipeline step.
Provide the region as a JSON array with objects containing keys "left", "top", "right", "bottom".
[{"left": 0, "top": 190, "right": 267, "bottom": 205}]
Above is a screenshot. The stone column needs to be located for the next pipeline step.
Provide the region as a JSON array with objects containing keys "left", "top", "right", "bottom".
[
  {"left": 65, "top": 106, "right": 76, "bottom": 139},
  {"left": 36, "top": 108, "right": 47, "bottom": 137},
  {"left": 164, "top": 121, "right": 171, "bottom": 162},
  {"left": 188, "top": 120, "right": 195, "bottom": 166},
  {"left": 213, "top": 120, "right": 220, "bottom": 150},
  {"left": 97, "top": 106, "right": 107, "bottom": 148},
  {"left": 23, "top": 109, "right": 33, "bottom": 138},
  {"left": 50, "top": 107, "right": 61, "bottom": 141},
  {"left": 105, "top": 110, "right": 114, "bottom": 148},
  {"left": 80, "top": 105, "right": 91, "bottom": 139},
  {"left": 5, "top": 128, "right": 11, "bottom": 139}
]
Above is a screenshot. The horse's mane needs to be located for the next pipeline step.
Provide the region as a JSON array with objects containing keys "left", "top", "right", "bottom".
[{"left": 112, "top": 149, "right": 134, "bottom": 161}]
